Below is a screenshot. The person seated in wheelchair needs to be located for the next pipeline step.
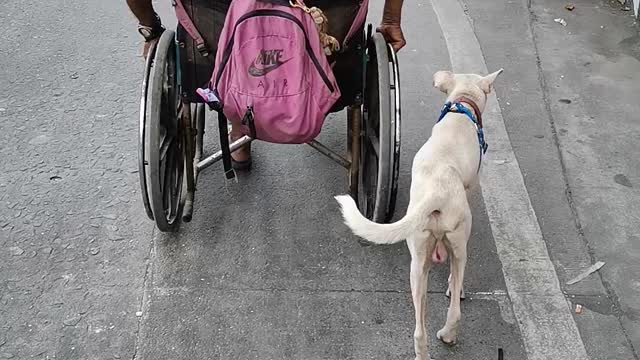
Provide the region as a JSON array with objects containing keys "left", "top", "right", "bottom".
[{"left": 126, "top": 0, "right": 405, "bottom": 169}]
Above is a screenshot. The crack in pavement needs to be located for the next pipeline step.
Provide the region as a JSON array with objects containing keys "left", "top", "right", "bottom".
[
  {"left": 147, "top": 286, "right": 510, "bottom": 296},
  {"left": 131, "top": 226, "right": 157, "bottom": 360}
]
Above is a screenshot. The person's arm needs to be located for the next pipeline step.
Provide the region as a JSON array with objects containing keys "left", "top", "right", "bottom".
[
  {"left": 126, "top": 0, "right": 159, "bottom": 26},
  {"left": 377, "top": 0, "right": 406, "bottom": 51},
  {"left": 126, "top": 0, "right": 165, "bottom": 57},
  {"left": 382, "top": 0, "right": 403, "bottom": 25}
]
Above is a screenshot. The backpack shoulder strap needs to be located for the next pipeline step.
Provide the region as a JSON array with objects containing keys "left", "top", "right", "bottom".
[{"left": 172, "top": 0, "right": 210, "bottom": 56}]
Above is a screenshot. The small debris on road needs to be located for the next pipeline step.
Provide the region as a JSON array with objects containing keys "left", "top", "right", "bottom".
[
  {"left": 566, "top": 261, "right": 605, "bottom": 285},
  {"left": 135, "top": 311, "right": 143, "bottom": 317},
  {"left": 28, "top": 135, "right": 50, "bottom": 145},
  {"left": 565, "top": 4, "right": 575, "bottom": 11},
  {"left": 554, "top": 18, "right": 567, "bottom": 26},
  {"left": 575, "top": 304, "right": 583, "bottom": 314},
  {"left": 63, "top": 316, "right": 82, "bottom": 326},
  {"left": 623, "top": 6, "right": 631, "bottom": 10},
  {"left": 8, "top": 247, "right": 24, "bottom": 256},
  {"left": 89, "top": 247, "right": 100, "bottom": 256},
  {"left": 614, "top": 174, "right": 632, "bottom": 188},
  {"left": 617, "top": 0, "right": 626, "bottom": 5},
  {"left": 109, "top": 234, "right": 125, "bottom": 241}
]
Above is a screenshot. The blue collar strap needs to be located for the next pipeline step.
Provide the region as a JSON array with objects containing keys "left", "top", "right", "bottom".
[{"left": 437, "top": 100, "right": 488, "bottom": 155}]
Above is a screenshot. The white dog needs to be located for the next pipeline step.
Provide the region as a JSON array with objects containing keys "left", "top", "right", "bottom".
[{"left": 335, "top": 69, "right": 503, "bottom": 360}]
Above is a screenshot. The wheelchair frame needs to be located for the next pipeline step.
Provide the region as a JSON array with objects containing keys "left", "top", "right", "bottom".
[{"left": 138, "top": 22, "right": 401, "bottom": 232}]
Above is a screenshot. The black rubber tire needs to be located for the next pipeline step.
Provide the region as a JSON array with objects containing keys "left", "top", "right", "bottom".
[
  {"left": 138, "top": 39, "right": 158, "bottom": 220},
  {"left": 358, "top": 31, "right": 400, "bottom": 223},
  {"left": 145, "top": 30, "right": 185, "bottom": 232},
  {"left": 385, "top": 42, "right": 402, "bottom": 223}
]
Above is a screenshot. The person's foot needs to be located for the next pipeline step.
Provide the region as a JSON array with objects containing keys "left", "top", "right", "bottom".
[{"left": 229, "top": 131, "right": 252, "bottom": 171}]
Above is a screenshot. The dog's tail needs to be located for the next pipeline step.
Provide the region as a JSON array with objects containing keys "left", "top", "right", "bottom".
[{"left": 335, "top": 195, "right": 438, "bottom": 244}]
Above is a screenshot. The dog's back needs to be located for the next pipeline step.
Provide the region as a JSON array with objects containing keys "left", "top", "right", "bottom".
[{"left": 413, "top": 112, "right": 482, "bottom": 189}]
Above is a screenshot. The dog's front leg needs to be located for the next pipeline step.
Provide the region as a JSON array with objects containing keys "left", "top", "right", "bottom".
[{"left": 408, "top": 234, "right": 435, "bottom": 360}]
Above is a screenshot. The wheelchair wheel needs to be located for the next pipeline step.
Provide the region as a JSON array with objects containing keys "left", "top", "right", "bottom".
[
  {"left": 358, "top": 31, "right": 401, "bottom": 223},
  {"left": 142, "top": 30, "right": 185, "bottom": 232}
]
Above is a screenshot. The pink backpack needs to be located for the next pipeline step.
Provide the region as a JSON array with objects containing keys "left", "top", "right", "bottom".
[{"left": 196, "top": 0, "right": 341, "bottom": 144}]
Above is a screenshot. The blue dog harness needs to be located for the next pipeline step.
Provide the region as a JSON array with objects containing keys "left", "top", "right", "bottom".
[{"left": 437, "top": 97, "right": 488, "bottom": 160}]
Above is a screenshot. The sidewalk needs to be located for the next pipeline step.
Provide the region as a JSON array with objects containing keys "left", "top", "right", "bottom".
[{"left": 464, "top": 0, "right": 640, "bottom": 358}]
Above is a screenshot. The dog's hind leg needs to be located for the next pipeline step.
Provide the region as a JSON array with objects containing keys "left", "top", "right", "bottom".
[
  {"left": 407, "top": 233, "right": 436, "bottom": 360},
  {"left": 437, "top": 211, "right": 471, "bottom": 345},
  {"left": 445, "top": 270, "right": 466, "bottom": 299}
]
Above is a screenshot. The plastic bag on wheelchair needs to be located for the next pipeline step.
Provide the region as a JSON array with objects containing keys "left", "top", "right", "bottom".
[{"left": 197, "top": 0, "right": 341, "bottom": 144}]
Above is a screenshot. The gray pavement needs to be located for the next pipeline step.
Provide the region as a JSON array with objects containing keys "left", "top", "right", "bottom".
[
  {"left": 462, "top": 0, "right": 640, "bottom": 358},
  {"left": 0, "top": 1, "right": 155, "bottom": 359},
  {"left": 0, "top": 0, "right": 638, "bottom": 359}
]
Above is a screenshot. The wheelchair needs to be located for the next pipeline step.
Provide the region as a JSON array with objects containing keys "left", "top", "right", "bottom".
[{"left": 137, "top": 0, "right": 401, "bottom": 232}]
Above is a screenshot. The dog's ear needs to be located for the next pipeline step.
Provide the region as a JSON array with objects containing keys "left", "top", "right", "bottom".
[
  {"left": 433, "top": 71, "right": 454, "bottom": 93},
  {"left": 478, "top": 68, "right": 503, "bottom": 94}
]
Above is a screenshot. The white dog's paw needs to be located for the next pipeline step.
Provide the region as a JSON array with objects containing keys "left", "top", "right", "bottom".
[
  {"left": 413, "top": 352, "right": 432, "bottom": 360},
  {"left": 414, "top": 356, "right": 433, "bottom": 360},
  {"left": 436, "top": 327, "right": 458, "bottom": 345}
]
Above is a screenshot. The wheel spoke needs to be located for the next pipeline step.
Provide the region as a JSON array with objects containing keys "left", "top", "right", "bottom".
[
  {"left": 358, "top": 138, "right": 379, "bottom": 219},
  {"left": 164, "top": 158, "right": 175, "bottom": 219},
  {"left": 163, "top": 141, "right": 183, "bottom": 220},
  {"left": 367, "top": 134, "right": 380, "bottom": 157},
  {"left": 159, "top": 132, "right": 174, "bottom": 161},
  {"left": 163, "top": 148, "right": 175, "bottom": 217}
]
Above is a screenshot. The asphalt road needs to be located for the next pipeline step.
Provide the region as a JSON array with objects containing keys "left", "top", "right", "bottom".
[{"left": 0, "top": 0, "right": 638, "bottom": 359}]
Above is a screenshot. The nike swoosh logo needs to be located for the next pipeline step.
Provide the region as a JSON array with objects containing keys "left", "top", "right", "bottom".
[{"left": 248, "top": 58, "right": 291, "bottom": 77}]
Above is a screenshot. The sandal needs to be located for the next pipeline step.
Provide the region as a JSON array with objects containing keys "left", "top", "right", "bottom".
[
  {"left": 231, "top": 156, "right": 252, "bottom": 171},
  {"left": 229, "top": 138, "right": 252, "bottom": 171}
]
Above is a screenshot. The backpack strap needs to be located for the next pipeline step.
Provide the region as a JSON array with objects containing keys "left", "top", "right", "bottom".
[
  {"left": 196, "top": 88, "right": 236, "bottom": 180},
  {"left": 217, "top": 112, "right": 236, "bottom": 180},
  {"left": 172, "top": 0, "right": 210, "bottom": 57}
]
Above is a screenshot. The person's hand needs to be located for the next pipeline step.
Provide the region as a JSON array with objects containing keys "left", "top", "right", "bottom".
[{"left": 377, "top": 22, "right": 406, "bottom": 52}]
